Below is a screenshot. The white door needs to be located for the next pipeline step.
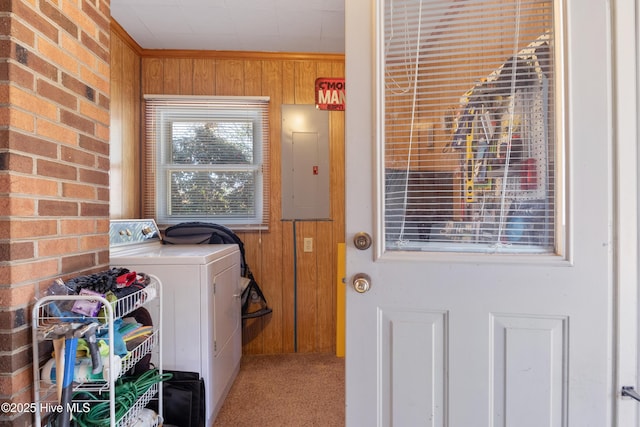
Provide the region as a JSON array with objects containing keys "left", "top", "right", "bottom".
[{"left": 345, "top": 1, "right": 627, "bottom": 426}]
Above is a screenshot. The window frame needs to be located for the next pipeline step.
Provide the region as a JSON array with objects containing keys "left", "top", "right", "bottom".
[
  {"left": 144, "top": 95, "right": 270, "bottom": 229},
  {"left": 376, "top": 0, "right": 559, "bottom": 255}
]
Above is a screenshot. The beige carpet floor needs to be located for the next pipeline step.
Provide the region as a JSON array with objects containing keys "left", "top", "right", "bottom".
[{"left": 213, "top": 353, "right": 345, "bottom": 427}]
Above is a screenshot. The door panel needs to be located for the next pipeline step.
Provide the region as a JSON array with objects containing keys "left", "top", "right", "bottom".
[
  {"left": 380, "top": 309, "right": 446, "bottom": 425},
  {"left": 345, "top": 0, "right": 615, "bottom": 426},
  {"left": 492, "top": 314, "right": 566, "bottom": 426}
]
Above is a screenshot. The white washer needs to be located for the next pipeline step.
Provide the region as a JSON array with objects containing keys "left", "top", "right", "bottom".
[{"left": 109, "top": 220, "right": 241, "bottom": 426}]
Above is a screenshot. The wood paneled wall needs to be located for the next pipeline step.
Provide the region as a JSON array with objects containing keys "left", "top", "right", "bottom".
[
  {"left": 110, "top": 24, "right": 345, "bottom": 354},
  {"left": 110, "top": 24, "right": 142, "bottom": 219}
]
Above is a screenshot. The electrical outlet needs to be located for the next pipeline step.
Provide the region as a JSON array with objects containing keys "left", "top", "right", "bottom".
[{"left": 303, "top": 237, "right": 313, "bottom": 252}]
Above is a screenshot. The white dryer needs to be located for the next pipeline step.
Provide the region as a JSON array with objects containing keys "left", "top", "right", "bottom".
[{"left": 109, "top": 219, "right": 241, "bottom": 426}]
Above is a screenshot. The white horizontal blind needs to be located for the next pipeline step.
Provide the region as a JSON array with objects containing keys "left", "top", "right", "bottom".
[
  {"left": 383, "top": 0, "right": 555, "bottom": 253},
  {"left": 144, "top": 96, "right": 270, "bottom": 229}
]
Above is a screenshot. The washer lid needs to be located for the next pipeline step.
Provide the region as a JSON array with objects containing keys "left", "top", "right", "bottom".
[{"left": 110, "top": 243, "right": 238, "bottom": 265}]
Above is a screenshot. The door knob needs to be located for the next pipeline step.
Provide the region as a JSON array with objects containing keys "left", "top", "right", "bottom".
[
  {"left": 353, "top": 232, "right": 372, "bottom": 250},
  {"left": 352, "top": 273, "right": 371, "bottom": 293}
]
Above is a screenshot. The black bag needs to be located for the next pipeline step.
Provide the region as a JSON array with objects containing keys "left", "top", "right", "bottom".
[
  {"left": 163, "top": 222, "right": 249, "bottom": 275},
  {"left": 163, "top": 222, "right": 272, "bottom": 319},
  {"left": 241, "top": 274, "right": 272, "bottom": 319},
  {"left": 151, "top": 370, "right": 205, "bottom": 427}
]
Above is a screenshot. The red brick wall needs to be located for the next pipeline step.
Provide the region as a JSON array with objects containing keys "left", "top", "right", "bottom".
[{"left": 0, "top": 1, "right": 110, "bottom": 425}]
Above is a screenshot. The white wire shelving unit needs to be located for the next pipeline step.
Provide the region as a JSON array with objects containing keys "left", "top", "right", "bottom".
[{"left": 31, "top": 274, "right": 163, "bottom": 427}]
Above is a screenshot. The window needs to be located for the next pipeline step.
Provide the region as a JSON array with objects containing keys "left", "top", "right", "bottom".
[
  {"left": 381, "top": 0, "right": 556, "bottom": 254},
  {"left": 144, "top": 96, "right": 270, "bottom": 228}
]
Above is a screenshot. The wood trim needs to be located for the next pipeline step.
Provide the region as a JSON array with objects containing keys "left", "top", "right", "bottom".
[
  {"left": 140, "top": 49, "right": 344, "bottom": 62},
  {"left": 110, "top": 19, "right": 143, "bottom": 56}
]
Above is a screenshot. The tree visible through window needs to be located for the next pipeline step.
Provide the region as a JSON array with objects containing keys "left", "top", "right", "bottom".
[{"left": 144, "top": 97, "right": 270, "bottom": 228}]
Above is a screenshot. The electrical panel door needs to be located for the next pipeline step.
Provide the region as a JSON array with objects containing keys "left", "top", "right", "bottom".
[{"left": 281, "top": 104, "right": 330, "bottom": 220}]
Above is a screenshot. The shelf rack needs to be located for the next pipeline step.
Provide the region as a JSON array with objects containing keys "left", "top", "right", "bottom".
[{"left": 32, "top": 275, "right": 162, "bottom": 427}]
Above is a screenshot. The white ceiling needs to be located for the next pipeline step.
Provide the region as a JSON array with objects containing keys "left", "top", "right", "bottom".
[{"left": 110, "top": 0, "right": 345, "bottom": 54}]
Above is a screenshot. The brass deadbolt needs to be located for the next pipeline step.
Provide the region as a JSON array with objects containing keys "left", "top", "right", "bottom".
[{"left": 353, "top": 232, "right": 372, "bottom": 250}]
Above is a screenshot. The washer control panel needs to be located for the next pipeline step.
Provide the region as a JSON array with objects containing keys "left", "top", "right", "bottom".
[{"left": 109, "top": 219, "right": 161, "bottom": 247}]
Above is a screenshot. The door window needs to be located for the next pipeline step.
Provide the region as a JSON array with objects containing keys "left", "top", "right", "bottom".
[{"left": 381, "top": 0, "right": 557, "bottom": 253}]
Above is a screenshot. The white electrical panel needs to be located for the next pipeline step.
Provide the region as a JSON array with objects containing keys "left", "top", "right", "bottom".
[{"left": 281, "top": 104, "right": 330, "bottom": 220}]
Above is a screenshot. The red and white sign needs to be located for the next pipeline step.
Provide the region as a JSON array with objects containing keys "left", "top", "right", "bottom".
[{"left": 315, "top": 78, "right": 345, "bottom": 111}]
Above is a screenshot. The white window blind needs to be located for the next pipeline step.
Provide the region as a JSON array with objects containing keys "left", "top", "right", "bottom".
[
  {"left": 144, "top": 96, "right": 270, "bottom": 229},
  {"left": 382, "top": 0, "right": 556, "bottom": 253}
]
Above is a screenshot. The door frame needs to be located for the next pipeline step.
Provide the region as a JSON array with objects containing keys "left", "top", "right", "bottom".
[{"left": 614, "top": 0, "right": 639, "bottom": 424}]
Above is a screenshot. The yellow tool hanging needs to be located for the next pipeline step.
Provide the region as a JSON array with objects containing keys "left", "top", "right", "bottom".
[{"left": 464, "top": 109, "right": 475, "bottom": 203}]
